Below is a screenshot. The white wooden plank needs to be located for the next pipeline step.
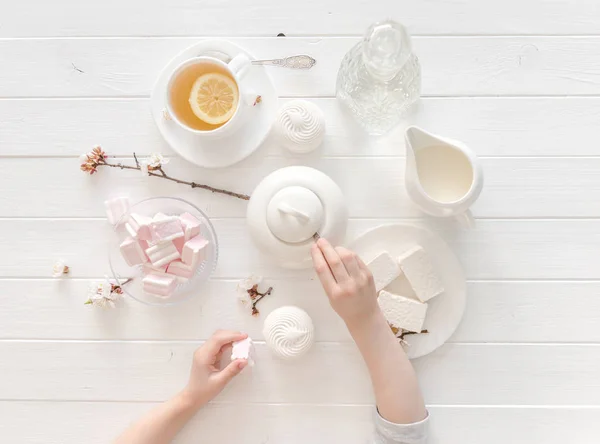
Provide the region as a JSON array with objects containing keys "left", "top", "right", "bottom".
[
  {"left": 453, "top": 281, "right": 600, "bottom": 343},
  {"left": 3, "top": 37, "right": 600, "bottom": 97},
  {"left": 2, "top": 156, "right": 600, "bottom": 218},
  {"left": 2, "top": 219, "right": 600, "bottom": 279},
  {"left": 1, "top": 279, "right": 598, "bottom": 343},
  {"left": 4, "top": 97, "right": 600, "bottom": 158},
  {"left": 1, "top": 341, "right": 599, "bottom": 405},
  {"left": 1, "top": 0, "right": 599, "bottom": 37},
  {"left": 0, "top": 279, "right": 348, "bottom": 342},
  {"left": 1, "top": 401, "right": 597, "bottom": 444}
]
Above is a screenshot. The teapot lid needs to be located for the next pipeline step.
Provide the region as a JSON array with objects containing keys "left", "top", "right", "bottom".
[
  {"left": 246, "top": 166, "right": 348, "bottom": 269},
  {"left": 267, "top": 186, "right": 324, "bottom": 243}
]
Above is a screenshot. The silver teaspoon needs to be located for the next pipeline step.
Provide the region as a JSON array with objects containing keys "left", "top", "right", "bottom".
[
  {"left": 202, "top": 50, "right": 316, "bottom": 70},
  {"left": 253, "top": 55, "right": 316, "bottom": 69}
]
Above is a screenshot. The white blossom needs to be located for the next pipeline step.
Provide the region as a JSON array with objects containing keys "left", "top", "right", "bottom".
[
  {"left": 147, "top": 153, "right": 170, "bottom": 168},
  {"left": 52, "top": 259, "right": 69, "bottom": 277},
  {"left": 236, "top": 274, "right": 263, "bottom": 303},
  {"left": 238, "top": 274, "right": 263, "bottom": 291},
  {"left": 86, "top": 281, "right": 121, "bottom": 309},
  {"left": 78, "top": 153, "right": 89, "bottom": 164}
]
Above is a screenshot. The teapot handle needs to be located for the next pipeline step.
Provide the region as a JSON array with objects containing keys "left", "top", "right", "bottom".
[
  {"left": 278, "top": 203, "right": 311, "bottom": 223},
  {"left": 455, "top": 210, "right": 476, "bottom": 229}
]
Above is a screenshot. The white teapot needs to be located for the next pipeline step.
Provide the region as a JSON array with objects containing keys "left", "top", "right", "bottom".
[
  {"left": 246, "top": 166, "right": 348, "bottom": 269},
  {"left": 404, "top": 126, "right": 484, "bottom": 226}
]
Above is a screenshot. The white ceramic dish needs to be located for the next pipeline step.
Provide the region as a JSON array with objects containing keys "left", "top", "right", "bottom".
[
  {"left": 150, "top": 40, "right": 278, "bottom": 168},
  {"left": 349, "top": 223, "right": 466, "bottom": 359}
]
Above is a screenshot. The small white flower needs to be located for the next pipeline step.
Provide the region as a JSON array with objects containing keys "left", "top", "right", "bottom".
[
  {"left": 238, "top": 274, "right": 263, "bottom": 292},
  {"left": 86, "top": 281, "right": 121, "bottom": 309},
  {"left": 52, "top": 259, "right": 69, "bottom": 277},
  {"left": 140, "top": 161, "right": 149, "bottom": 175},
  {"left": 147, "top": 153, "right": 170, "bottom": 168},
  {"left": 78, "top": 153, "right": 89, "bottom": 164},
  {"left": 237, "top": 274, "right": 262, "bottom": 304}
]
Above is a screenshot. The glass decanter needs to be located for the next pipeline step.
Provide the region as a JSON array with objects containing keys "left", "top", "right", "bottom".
[{"left": 336, "top": 20, "right": 421, "bottom": 135}]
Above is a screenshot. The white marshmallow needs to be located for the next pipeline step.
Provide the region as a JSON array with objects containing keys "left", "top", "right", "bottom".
[
  {"left": 397, "top": 246, "right": 444, "bottom": 302},
  {"left": 378, "top": 290, "right": 428, "bottom": 333},
  {"left": 367, "top": 251, "right": 401, "bottom": 293}
]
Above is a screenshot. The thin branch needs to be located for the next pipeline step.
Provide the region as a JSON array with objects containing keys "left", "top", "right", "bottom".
[
  {"left": 133, "top": 152, "right": 140, "bottom": 168},
  {"left": 103, "top": 161, "right": 139, "bottom": 171},
  {"left": 250, "top": 286, "right": 273, "bottom": 316},
  {"left": 98, "top": 158, "right": 250, "bottom": 201}
]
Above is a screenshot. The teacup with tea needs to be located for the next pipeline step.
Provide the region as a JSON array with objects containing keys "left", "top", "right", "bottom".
[{"left": 166, "top": 54, "right": 251, "bottom": 138}]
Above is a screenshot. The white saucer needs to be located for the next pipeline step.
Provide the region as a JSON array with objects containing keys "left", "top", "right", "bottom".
[
  {"left": 349, "top": 223, "right": 466, "bottom": 359},
  {"left": 150, "top": 40, "right": 278, "bottom": 168}
]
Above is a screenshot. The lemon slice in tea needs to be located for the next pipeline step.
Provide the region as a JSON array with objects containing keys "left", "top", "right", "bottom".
[{"left": 189, "top": 73, "right": 239, "bottom": 126}]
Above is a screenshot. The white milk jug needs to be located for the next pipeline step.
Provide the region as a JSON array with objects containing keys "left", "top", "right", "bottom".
[{"left": 404, "top": 126, "right": 483, "bottom": 226}]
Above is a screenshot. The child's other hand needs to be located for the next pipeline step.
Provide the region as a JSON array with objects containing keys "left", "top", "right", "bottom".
[
  {"left": 311, "top": 238, "right": 380, "bottom": 331},
  {"left": 183, "top": 330, "right": 248, "bottom": 408}
]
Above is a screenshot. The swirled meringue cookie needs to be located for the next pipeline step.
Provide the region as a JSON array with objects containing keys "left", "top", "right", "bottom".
[
  {"left": 263, "top": 306, "right": 315, "bottom": 360},
  {"left": 274, "top": 100, "right": 326, "bottom": 153}
]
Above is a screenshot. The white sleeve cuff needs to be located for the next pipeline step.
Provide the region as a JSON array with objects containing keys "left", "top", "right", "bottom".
[{"left": 373, "top": 408, "right": 429, "bottom": 444}]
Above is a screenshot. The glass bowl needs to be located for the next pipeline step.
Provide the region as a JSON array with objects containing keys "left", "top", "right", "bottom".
[{"left": 108, "top": 197, "right": 218, "bottom": 306}]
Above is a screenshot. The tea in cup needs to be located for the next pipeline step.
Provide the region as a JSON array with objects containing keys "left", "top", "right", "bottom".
[{"left": 166, "top": 54, "right": 251, "bottom": 137}]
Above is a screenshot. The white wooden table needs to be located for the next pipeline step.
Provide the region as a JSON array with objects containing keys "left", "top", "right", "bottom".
[{"left": 1, "top": 1, "right": 599, "bottom": 442}]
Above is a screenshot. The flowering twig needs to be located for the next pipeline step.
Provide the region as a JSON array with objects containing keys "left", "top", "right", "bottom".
[
  {"left": 237, "top": 275, "right": 274, "bottom": 316},
  {"left": 250, "top": 286, "right": 273, "bottom": 316},
  {"left": 84, "top": 277, "right": 133, "bottom": 308},
  {"left": 52, "top": 259, "right": 70, "bottom": 277},
  {"left": 80, "top": 146, "right": 250, "bottom": 201}
]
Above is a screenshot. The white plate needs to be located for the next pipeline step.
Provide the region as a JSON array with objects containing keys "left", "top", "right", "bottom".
[
  {"left": 150, "top": 40, "right": 278, "bottom": 168},
  {"left": 349, "top": 223, "right": 466, "bottom": 359}
]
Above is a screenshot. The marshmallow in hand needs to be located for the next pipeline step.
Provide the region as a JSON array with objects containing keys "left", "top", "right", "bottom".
[{"left": 231, "top": 337, "right": 255, "bottom": 367}]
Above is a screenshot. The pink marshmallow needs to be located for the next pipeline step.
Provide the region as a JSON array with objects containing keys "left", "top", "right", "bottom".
[
  {"left": 150, "top": 217, "right": 184, "bottom": 243},
  {"left": 142, "top": 263, "right": 168, "bottom": 276},
  {"left": 179, "top": 212, "right": 203, "bottom": 241},
  {"left": 129, "top": 213, "right": 153, "bottom": 240},
  {"left": 105, "top": 197, "right": 129, "bottom": 225},
  {"left": 119, "top": 237, "right": 148, "bottom": 266},
  {"left": 182, "top": 235, "right": 209, "bottom": 267},
  {"left": 173, "top": 236, "right": 185, "bottom": 254},
  {"left": 142, "top": 273, "right": 177, "bottom": 297},
  {"left": 145, "top": 241, "right": 180, "bottom": 268},
  {"left": 231, "top": 337, "right": 255, "bottom": 367},
  {"left": 166, "top": 260, "right": 195, "bottom": 281}
]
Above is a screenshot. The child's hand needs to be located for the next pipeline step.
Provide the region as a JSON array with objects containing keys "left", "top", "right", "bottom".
[
  {"left": 311, "top": 238, "right": 380, "bottom": 331},
  {"left": 183, "top": 330, "right": 248, "bottom": 408}
]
